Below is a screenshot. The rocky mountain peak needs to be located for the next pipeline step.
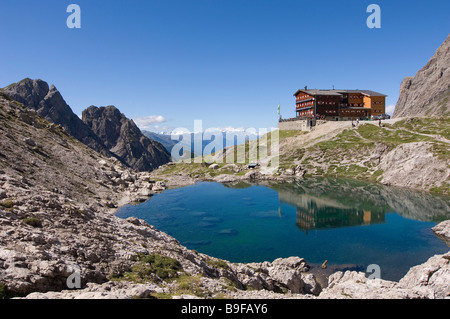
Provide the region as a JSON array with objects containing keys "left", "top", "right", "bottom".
[
  {"left": 3, "top": 78, "right": 111, "bottom": 156},
  {"left": 4, "top": 79, "right": 171, "bottom": 172},
  {"left": 82, "top": 105, "right": 171, "bottom": 172},
  {"left": 394, "top": 34, "right": 450, "bottom": 117},
  {"left": 4, "top": 78, "right": 49, "bottom": 110},
  {"left": 83, "top": 105, "right": 123, "bottom": 149}
]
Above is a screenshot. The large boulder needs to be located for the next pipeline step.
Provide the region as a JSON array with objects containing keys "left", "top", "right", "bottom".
[{"left": 234, "top": 256, "right": 322, "bottom": 295}]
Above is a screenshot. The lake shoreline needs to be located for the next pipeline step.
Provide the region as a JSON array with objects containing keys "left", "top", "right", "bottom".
[
  {"left": 150, "top": 157, "right": 450, "bottom": 198},
  {"left": 116, "top": 177, "right": 450, "bottom": 285}
]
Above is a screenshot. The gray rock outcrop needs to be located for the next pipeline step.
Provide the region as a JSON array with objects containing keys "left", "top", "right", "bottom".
[
  {"left": 3, "top": 78, "right": 110, "bottom": 156},
  {"left": 378, "top": 141, "right": 449, "bottom": 192},
  {"left": 433, "top": 220, "right": 450, "bottom": 246},
  {"left": 319, "top": 250, "right": 450, "bottom": 299},
  {"left": 82, "top": 105, "right": 171, "bottom": 172},
  {"left": 318, "top": 221, "right": 450, "bottom": 299},
  {"left": 394, "top": 34, "right": 450, "bottom": 117}
]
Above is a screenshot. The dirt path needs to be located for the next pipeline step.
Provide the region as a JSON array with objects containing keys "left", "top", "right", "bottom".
[
  {"left": 363, "top": 119, "right": 450, "bottom": 144},
  {"left": 280, "top": 117, "right": 410, "bottom": 156},
  {"left": 289, "top": 121, "right": 352, "bottom": 148}
]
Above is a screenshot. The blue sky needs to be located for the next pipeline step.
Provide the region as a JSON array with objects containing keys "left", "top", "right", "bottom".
[{"left": 0, "top": 0, "right": 449, "bottom": 132}]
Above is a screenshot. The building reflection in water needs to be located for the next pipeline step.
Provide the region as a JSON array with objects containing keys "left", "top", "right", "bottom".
[
  {"left": 231, "top": 178, "right": 449, "bottom": 233},
  {"left": 295, "top": 205, "right": 385, "bottom": 233},
  {"left": 277, "top": 188, "right": 385, "bottom": 234}
]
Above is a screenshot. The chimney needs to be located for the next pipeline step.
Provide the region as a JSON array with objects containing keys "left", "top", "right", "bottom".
[{"left": 304, "top": 86, "right": 308, "bottom": 90}]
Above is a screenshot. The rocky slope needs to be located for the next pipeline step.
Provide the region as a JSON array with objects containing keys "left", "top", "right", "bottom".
[
  {"left": 276, "top": 119, "right": 450, "bottom": 194},
  {"left": 393, "top": 34, "right": 450, "bottom": 117},
  {"left": 295, "top": 119, "right": 450, "bottom": 194},
  {"left": 3, "top": 79, "right": 110, "bottom": 156},
  {"left": 82, "top": 105, "right": 171, "bottom": 172},
  {"left": 3, "top": 78, "right": 171, "bottom": 172}
]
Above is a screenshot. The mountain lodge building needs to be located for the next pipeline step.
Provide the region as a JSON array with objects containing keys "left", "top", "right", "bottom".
[{"left": 293, "top": 87, "right": 386, "bottom": 121}]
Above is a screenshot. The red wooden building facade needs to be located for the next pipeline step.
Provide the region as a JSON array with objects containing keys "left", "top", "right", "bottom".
[{"left": 293, "top": 88, "right": 386, "bottom": 120}]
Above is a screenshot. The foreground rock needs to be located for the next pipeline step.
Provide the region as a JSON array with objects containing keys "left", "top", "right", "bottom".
[
  {"left": 433, "top": 220, "right": 450, "bottom": 246},
  {"left": 319, "top": 221, "right": 450, "bottom": 299},
  {"left": 319, "top": 251, "right": 450, "bottom": 299}
]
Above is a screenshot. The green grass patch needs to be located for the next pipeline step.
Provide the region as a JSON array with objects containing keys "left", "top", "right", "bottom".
[
  {"left": 314, "top": 129, "right": 368, "bottom": 151},
  {"left": 132, "top": 253, "right": 182, "bottom": 279},
  {"left": 430, "top": 182, "right": 450, "bottom": 195},
  {"left": 357, "top": 124, "right": 431, "bottom": 146},
  {"left": 313, "top": 120, "right": 444, "bottom": 155},
  {"left": 430, "top": 142, "right": 450, "bottom": 161},
  {"left": 206, "top": 258, "right": 230, "bottom": 270},
  {"left": 279, "top": 148, "right": 305, "bottom": 169},
  {"left": 278, "top": 130, "right": 307, "bottom": 140},
  {"left": 173, "top": 275, "right": 206, "bottom": 298},
  {"left": 393, "top": 117, "right": 450, "bottom": 140},
  {"left": 370, "top": 169, "right": 384, "bottom": 182}
]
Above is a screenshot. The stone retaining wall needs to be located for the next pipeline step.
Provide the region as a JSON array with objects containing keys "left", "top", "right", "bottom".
[{"left": 278, "top": 118, "right": 314, "bottom": 131}]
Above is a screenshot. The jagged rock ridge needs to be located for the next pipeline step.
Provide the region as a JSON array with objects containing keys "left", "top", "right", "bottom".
[
  {"left": 3, "top": 78, "right": 110, "bottom": 156},
  {"left": 82, "top": 105, "right": 171, "bottom": 172},
  {"left": 3, "top": 78, "right": 171, "bottom": 172},
  {"left": 394, "top": 34, "right": 450, "bottom": 117}
]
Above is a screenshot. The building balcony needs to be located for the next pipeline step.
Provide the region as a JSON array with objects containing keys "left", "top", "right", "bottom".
[{"left": 296, "top": 98, "right": 314, "bottom": 103}]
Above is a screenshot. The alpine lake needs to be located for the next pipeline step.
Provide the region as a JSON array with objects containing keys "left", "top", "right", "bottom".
[{"left": 116, "top": 178, "right": 450, "bottom": 281}]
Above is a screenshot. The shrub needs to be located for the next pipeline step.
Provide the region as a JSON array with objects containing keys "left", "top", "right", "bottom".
[
  {"left": 173, "top": 275, "right": 205, "bottom": 298},
  {"left": 130, "top": 253, "right": 182, "bottom": 280},
  {"left": 207, "top": 258, "right": 230, "bottom": 270},
  {"left": 22, "top": 217, "right": 42, "bottom": 228},
  {"left": 0, "top": 284, "right": 8, "bottom": 299},
  {"left": 0, "top": 200, "right": 14, "bottom": 209}
]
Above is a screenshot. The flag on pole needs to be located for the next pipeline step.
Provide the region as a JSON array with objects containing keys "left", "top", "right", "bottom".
[{"left": 277, "top": 104, "right": 281, "bottom": 115}]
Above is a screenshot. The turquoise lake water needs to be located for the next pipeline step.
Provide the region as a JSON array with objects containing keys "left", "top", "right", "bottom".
[{"left": 116, "top": 178, "right": 450, "bottom": 281}]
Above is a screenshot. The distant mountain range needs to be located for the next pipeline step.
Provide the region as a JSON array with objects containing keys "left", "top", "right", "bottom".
[{"left": 142, "top": 129, "right": 260, "bottom": 161}]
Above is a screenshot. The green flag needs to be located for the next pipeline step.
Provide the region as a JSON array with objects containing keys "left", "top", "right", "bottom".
[{"left": 277, "top": 104, "right": 280, "bottom": 115}]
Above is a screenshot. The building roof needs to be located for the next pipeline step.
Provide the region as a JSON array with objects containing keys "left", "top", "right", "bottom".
[
  {"left": 358, "top": 90, "right": 387, "bottom": 97},
  {"left": 294, "top": 88, "right": 387, "bottom": 97},
  {"left": 294, "top": 89, "right": 342, "bottom": 96}
]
